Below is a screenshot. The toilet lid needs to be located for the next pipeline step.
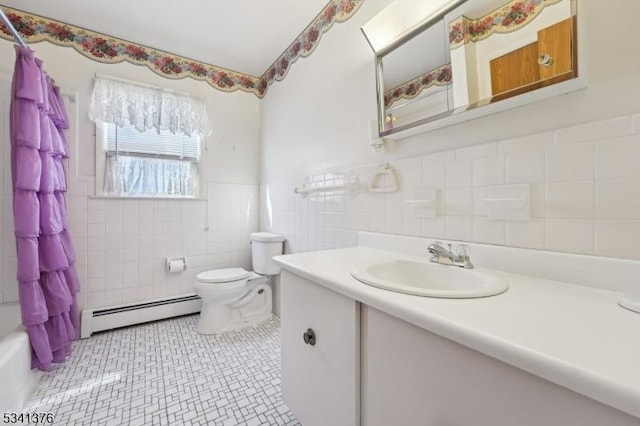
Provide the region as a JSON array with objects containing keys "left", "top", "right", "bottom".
[
  {"left": 250, "top": 232, "right": 285, "bottom": 243},
  {"left": 196, "top": 268, "right": 250, "bottom": 283}
]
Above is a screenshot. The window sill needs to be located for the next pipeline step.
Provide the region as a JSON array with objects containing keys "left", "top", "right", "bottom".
[{"left": 90, "top": 195, "right": 207, "bottom": 201}]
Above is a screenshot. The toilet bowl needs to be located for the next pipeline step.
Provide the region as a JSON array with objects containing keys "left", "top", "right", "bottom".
[{"left": 194, "top": 232, "right": 285, "bottom": 334}]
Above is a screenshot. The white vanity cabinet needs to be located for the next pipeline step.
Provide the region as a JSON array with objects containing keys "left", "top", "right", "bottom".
[
  {"left": 275, "top": 236, "right": 640, "bottom": 424},
  {"left": 280, "top": 270, "right": 360, "bottom": 426},
  {"left": 280, "top": 269, "right": 640, "bottom": 426},
  {"left": 361, "top": 306, "right": 640, "bottom": 426}
]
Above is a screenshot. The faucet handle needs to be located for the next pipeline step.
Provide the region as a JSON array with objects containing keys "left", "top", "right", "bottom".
[
  {"left": 457, "top": 244, "right": 470, "bottom": 260},
  {"left": 433, "top": 240, "right": 451, "bottom": 250}
]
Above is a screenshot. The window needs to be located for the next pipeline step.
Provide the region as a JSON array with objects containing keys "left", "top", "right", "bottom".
[
  {"left": 89, "top": 75, "right": 210, "bottom": 198},
  {"left": 97, "top": 122, "right": 201, "bottom": 197}
]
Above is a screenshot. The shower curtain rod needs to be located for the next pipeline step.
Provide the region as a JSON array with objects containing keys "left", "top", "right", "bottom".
[{"left": 0, "top": 8, "right": 28, "bottom": 48}]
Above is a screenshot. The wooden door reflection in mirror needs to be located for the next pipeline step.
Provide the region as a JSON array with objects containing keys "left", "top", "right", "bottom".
[
  {"left": 490, "top": 17, "right": 574, "bottom": 100},
  {"left": 449, "top": 0, "right": 576, "bottom": 107}
]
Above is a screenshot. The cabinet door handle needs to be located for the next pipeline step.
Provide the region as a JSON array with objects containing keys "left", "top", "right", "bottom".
[{"left": 303, "top": 328, "right": 316, "bottom": 346}]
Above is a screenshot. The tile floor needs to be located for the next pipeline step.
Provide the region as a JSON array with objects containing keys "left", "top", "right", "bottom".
[{"left": 25, "top": 315, "right": 300, "bottom": 426}]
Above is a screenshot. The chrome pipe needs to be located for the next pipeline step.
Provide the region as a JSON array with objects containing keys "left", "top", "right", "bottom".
[{"left": 0, "top": 8, "right": 28, "bottom": 48}]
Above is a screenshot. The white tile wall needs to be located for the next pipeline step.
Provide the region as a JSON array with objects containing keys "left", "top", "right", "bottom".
[
  {"left": 595, "top": 220, "right": 640, "bottom": 260},
  {"left": 456, "top": 142, "right": 497, "bottom": 161},
  {"left": 546, "top": 181, "right": 594, "bottom": 219},
  {"left": 595, "top": 135, "right": 640, "bottom": 179},
  {"left": 505, "top": 220, "right": 545, "bottom": 250},
  {"left": 472, "top": 217, "right": 505, "bottom": 245},
  {"left": 473, "top": 156, "right": 505, "bottom": 187},
  {"left": 545, "top": 219, "right": 594, "bottom": 255},
  {"left": 4, "top": 108, "right": 640, "bottom": 306},
  {"left": 546, "top": 143, "right": 594, "bottom": 182},
  {"left": 445, "top": 188, "right": 473, "bottom": 216},
  {"left": 445, "top": 161, "right": 473, "bottom": 188},
  {"left": 554, "top": 117, "right": 629, "bottom": 145},
  {"left": 596, "top": 178, "right": 640, "bottom": 219},
  {"left": 499, "top": 131, "right": 553, "bottom": 154},
  {"left": 0, "top": 174, "right": 258, "bottom": 308},
  {"left": 506, "top": 150, "right": 545, "bottom": 184},
  {"left": 262, "top": 113, "right": 640, "bottom": 262},
  {"left": 422, "top": 163, "right": 446, "bottom": 188},
  {"left": 631, "top": 114, "right": 640, "bottom": 135},
  {"left": 445, "top": 216, "right": 473, "bottom": 241}
]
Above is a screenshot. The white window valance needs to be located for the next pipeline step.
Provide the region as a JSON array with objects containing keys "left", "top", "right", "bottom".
[{"left": 89, "top": 75, "right": 210, "bottom": 136}]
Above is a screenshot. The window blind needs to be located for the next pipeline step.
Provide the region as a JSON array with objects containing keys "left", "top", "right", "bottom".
[{"left": 106, "top": 122, "right": 201, "bottom": 161}]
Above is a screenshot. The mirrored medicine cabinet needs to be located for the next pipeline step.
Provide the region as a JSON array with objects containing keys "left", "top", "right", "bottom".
[{"left": 362, "top": 0, "right": 586, "bottom": 138}]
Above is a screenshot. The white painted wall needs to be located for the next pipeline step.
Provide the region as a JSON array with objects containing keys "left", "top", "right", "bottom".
[
  {"left": 0, "top": 41, "right": 261, "bottom": 309},
  {"left": 259, "top": 0, "right": 640, "bottom": 265}
]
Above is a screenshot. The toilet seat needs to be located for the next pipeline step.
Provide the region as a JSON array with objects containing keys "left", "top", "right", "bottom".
[{"left": 197, "top": 268, "right": 249, "bottom": 284}]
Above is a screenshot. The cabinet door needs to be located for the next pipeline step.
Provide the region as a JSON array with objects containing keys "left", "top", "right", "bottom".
[
  {"left": 280, "top": 270, "right": 360, "bottom": 426},
  {"left": 361, "top": 306, "right": 640, "bottom": 426},
  {"left": 490, "top": 18, "right": 574, "bottom": 100},
  {"left": 490, "top": 42, "right": 540, "bottom": 96},
  {"left": 538, "top": 18, "right": 573, "bottom": 82}
]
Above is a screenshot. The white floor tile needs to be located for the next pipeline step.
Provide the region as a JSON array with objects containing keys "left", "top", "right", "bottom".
[{"left": 25, "top": 315, "right": 299, "bottom": 426}]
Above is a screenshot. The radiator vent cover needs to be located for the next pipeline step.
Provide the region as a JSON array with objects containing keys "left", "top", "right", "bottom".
[{"left": 81, "top": 294, "right": 202, "bottom": 338}]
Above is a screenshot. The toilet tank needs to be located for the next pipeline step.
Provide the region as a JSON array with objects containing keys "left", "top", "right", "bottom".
[{"left": 250, "top": 232, "right": 286, "bottom": 275}]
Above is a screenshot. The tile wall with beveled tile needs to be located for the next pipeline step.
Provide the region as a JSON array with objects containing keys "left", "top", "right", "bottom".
[{"left": 261, "top": 112, "right": 640, "bottom": 264}]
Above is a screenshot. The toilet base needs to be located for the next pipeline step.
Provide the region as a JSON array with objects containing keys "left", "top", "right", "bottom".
[{"left": 196, "top": 281, "right": 273, "bottom": 335}]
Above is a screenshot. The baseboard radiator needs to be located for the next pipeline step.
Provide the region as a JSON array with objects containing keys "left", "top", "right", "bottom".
[{"left": 80, "top": 294, "right": 202, "bottom": 339}]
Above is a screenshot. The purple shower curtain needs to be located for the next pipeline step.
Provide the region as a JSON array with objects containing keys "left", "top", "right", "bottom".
[{"left": 10, "top": 46, "right": 81, "bottom": 371}]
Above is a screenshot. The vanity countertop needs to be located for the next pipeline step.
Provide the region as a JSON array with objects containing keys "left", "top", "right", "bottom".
[{"left": 273, "top": 246, "right": 640, "bottom": 420}]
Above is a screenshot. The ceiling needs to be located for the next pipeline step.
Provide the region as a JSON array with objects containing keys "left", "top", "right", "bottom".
[{"left": 0, "top": 0, "right": 330, "bottom": 77}]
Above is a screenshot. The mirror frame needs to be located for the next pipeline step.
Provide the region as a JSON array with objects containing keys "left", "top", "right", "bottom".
[{"left": 363, "top": 0, "right": 587, "bottom": 140}]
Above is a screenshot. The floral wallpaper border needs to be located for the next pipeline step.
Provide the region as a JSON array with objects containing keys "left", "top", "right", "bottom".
[
  {"left": 0, "top": 1, "right": 364, "bottom": 98},
  {"left": 259, "top": 0, "right": 364, "bottom": 94},
  {"left": 0, "top": 6, "right": 266, "bottom": 96},
  {"left": 384, "top": 64, "right": 452, "bottom": 108},
  {"left": 449, "top": 0, "right": 564, "bottom": 49}
]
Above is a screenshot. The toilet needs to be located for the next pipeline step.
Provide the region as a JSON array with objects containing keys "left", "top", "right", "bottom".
[{"left": 194, "top": 232, "right": 285, "bottom": 334}]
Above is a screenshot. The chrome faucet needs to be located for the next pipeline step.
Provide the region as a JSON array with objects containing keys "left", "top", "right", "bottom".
[{"left": 427, "top": 241, "right": 473, "bottom": 269}]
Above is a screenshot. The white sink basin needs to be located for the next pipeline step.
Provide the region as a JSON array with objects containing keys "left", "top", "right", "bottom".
[{"left": 351, "top": 258, "right": 508, "bottom": 298}]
